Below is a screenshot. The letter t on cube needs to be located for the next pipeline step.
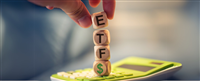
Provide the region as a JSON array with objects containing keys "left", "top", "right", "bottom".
[{"left": 93, "top": 30, "right": 110, "bottom": 46}]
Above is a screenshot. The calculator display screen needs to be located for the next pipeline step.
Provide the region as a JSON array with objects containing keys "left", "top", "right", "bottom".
[{"left": 118, "top": 64, "right": 155, "bottom": 72}]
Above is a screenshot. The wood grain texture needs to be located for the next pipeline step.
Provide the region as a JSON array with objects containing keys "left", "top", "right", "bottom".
[
  {"left": 94, "top": 45, "right": 110, "bottom": 60},
  {"left": 93, "top": 30, "right": 110, "bottom": 46},
  {"left": 91, "top": 11, "right": 108, "bottom": 29},
  {"left": 93, "top": 60, "right": 111, "bottom": 76}
]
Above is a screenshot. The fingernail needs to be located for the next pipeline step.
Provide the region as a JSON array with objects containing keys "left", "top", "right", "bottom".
[
  {"left": 46, "top": 6, "right": 54, "bottom": 10},
  {"left": 78, "top": 15, "right": 92, "bottom": 28}
]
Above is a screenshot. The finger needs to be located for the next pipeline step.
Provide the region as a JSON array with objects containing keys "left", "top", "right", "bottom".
[
  {"left": 103, "top": 0, "right": 115, "bottom": 20},
  {"left": 28, "top": 0, "right": 69, "bottom": 8},
  {"left": 28, "top": 0, "right": 92, "bottom": 28},
  {"left": 28, "top": 0, "right": 52, "bottom": 7},
  {"left": 46, "top": 6, "right": 54, "bottom": 10},
  {"left": 60, "top": 1, "right": 92, "bottom": 28},
  {"left": 89, "top": 0, "right": 101, "bottom": 8}
]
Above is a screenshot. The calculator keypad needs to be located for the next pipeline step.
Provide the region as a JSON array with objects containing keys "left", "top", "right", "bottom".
[{"left": 54, "top": 68, "right": 134, "bottom": 81}]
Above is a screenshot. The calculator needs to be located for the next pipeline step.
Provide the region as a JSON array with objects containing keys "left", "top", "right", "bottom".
[{"left": 50, "top": 56, "right": 182, "bottom": 81}]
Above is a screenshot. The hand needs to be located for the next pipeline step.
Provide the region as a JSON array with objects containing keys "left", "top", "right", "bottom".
[{"left": 28, "top": 0, "right": 115, "bottom": 28}]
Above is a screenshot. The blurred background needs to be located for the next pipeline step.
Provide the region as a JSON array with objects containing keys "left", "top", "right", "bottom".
[{"left": 0, "top": 0, "right": 199, "bottom": 80}]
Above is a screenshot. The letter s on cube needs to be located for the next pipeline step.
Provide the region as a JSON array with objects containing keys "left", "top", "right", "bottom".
[{"left": 93, "top": 60, "right": 111, "bottom": 76}]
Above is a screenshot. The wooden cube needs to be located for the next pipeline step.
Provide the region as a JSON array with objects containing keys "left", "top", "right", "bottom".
[
  {"left": 91, "top": 12, "right": 108, "bottom": 29},
  {"left": 94, "top": 45, "right": 110, "bottom": 60},
  {"left": 93, "top": 60, "right": 111, "bottom": 76},
  {"left": 93, "top": 30, "right": 110, "bottom": 45}
]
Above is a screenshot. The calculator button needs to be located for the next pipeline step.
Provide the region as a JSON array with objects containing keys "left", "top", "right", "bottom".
[
  {"left": 63, "top": 73, "right": 71, "bottom": 78},
  {"left": 73, "top": 73, "right": 81, "bottom": 76},
  {"left": 113, "top": 74, "right": 123, "bottom": 77},
  {"left": 70, "top": 75, "right": 77, "bottom": 79},
  {"left": 94, "top": 77, "right": 105, "bottom": 80},
  {"left": 67, "top": 71, "right": 75, "bottom": 74},
  {"left": 112, "top": 77, "right": 126, "bottom": 80},
  {"left": 114, "top": 71, "right": 124, "bottom": 74},
  {"left": 67, "top": 79, "right": 80, "bottom": 81},
  {"left": 86, "top": 76, "right": 93, "bottom": 78},
  {"left": 122, "top": 73, "right": 133, "bottom": 76},
  {"left": 76, "top": 77, "right": 86, "bottom": 81},
  {"left": 82, "top": 71, "right": 90, "bottom": 74},
  {"left": 103, "top": 76, "right": 115, "bottom": 79},
  {"left": 57, "top": 72, "right": 66, "bottom": 76},
  {"left": 125, "top": 74, "right": 138, "bottom": 79},
  {"left": 117, "top": 76, "right": 132, "bottom": 79},
  {"left": 84, "top": 77, "right": 104, "bottom": 81}
]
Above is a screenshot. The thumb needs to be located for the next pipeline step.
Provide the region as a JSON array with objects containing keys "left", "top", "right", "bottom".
[
  {"left": 28, "top": 0, "right": 92, "bottom": 28},
  {"left": 60, "top": 1, "right": 92, "bottom": 28}
]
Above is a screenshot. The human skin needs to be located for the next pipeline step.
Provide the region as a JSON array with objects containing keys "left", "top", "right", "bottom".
[{"left": 28, "top": 0, "right": 115, "bottom": 28}]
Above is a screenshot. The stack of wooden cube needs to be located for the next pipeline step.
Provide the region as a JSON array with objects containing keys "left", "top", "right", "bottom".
[{"left": 92, "top": 11, "right": 111, "bottom": 76}]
